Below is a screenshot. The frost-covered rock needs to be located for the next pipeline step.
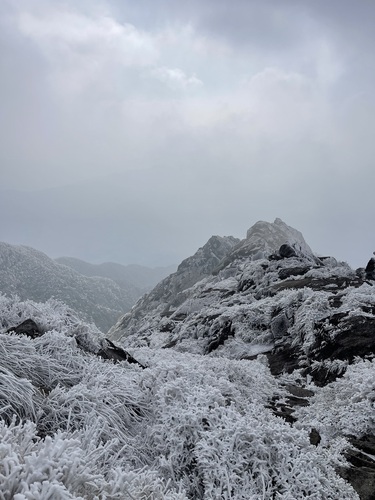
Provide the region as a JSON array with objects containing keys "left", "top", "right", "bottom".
[
  {"left": 216, "top": 217, "right": 316, "bottom": 271},
  {"left": 109, "top": 234, "right": 239, "bottom": 341},
  {"left": 109, "top": 218, "right": 314, "bottom": 341},
  {"left": 109, "top": 218, "right": 375, "bottom": 390}
]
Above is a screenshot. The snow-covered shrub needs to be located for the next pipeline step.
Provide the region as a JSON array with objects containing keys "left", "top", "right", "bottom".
[
  {"left": 0, "top": 367, "right": 37, "bottom": 424},
  {"left": 0, "top": 293, "right": 363, "bottom": 499},
  {"left": 0, "top": 294, "right": 93, "bottom": 335},
  {"left": 37, "top": 360, "right": 148, "bottom": 447},
  {"left": 0, "top": 332, "right": 88, "bottom": 392},
  {"left": 195, "top": 407, "right": 354, "bottom": 499},
  {"left": 136, "top": 348, "right": 358, "bottom": 499},
  {"left": 0, "top": 419, "right": 90, "bottom": 500},
  {"left": 297, "top": 359, "right": 375, "bottom": 441},
  {"left": 0, "top": 419, "right": 188, "bottom": 500}
]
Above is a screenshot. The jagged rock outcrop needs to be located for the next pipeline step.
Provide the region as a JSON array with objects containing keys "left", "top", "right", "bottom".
[
  {"left": 215, "top": 218, "right": 316, "bottom": 272},
  {"left": 109, "top": 235, "right": 239, "bottom": 341},
  {"left": 97, "top": 338, "right": 146, "bottom": 368},
  {"left": 109, "top": 218, "right": 375, "bottom": 389},
  {"left": 109, "top": 218, "right": 315, "bottom": 342}
]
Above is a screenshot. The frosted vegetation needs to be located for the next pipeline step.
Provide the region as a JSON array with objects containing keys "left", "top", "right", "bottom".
[{"left": 0, "top": 294, "right": 370, "bottom": 499}]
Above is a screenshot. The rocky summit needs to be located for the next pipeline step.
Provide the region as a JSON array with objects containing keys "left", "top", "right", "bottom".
[{"left": 109, "top": 218, "right": 373, "bottom": 383}]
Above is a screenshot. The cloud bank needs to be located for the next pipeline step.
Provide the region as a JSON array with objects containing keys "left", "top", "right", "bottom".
[{"left": 1, "top": 0, "right": 375, "bottom": 267}]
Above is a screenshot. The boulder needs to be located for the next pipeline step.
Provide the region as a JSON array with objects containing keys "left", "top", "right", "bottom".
[
  {"left": 279, "top": 244, "right": 297, "bottom": 258},
  {"left": 7, "top": 319, "right": 43, "bottom": 339},
  {"left": 309, "top": 428, "right": 321, "bottom": 446},
  {"left": 98, "top": 338, "right": 146, "bottom": 368},
  {"left": 365, "top": 257, "right": 375, "bottom": 280},
  {"left": 338, "top": 434, "right": 375, "bottom": 500}
]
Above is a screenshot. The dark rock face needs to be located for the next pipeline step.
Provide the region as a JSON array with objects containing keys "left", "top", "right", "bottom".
[
  {"left": 7, "top": 319, "right": 43, "bottom": 339},
  {"left": 266, "top": 345, "right": 301, "bottom": 376},
  {"left": 278, "top": 266, "right": 310, "bottom": 280},
  {"left": 279, "top": 244, "right": 297, "bottom": 258},
  {"left": 365, "top": 257, "right": 375, "bottom": 280},
  {"left": 268, "top": 313, "right": 375, "bottom": 385},
  {"left": 205, "top": 320, "right": 234, "bottom": 354},
  {"left": 272, "top": 275, "right": 363, "bottom": 294},
  {"left": 98, "top": 338, "right": 146, "bottom": 368},
  {"left": 312, "top": 316, "right": 375, "bottom": 362},
  {"left": 338, "top": 435, "right": 375, "bottom": 500}
]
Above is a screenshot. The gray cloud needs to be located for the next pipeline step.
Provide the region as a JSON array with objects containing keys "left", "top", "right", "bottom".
[{"left": 1, "top": 0, "right": 375, "bottom": 269}]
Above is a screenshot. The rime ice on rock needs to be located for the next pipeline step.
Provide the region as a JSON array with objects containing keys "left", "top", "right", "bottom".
[{"left": 109, "top": 218, "right": 317, "bottom": 344}]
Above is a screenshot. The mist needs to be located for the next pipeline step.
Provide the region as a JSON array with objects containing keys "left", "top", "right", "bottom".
[{"left": 1, "top": 0, "right": 375, "bottom": 268}]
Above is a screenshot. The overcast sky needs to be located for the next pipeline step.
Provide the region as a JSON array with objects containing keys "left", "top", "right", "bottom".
[{"left": 1, "top": 0, "right": 375, "bottom": 267}]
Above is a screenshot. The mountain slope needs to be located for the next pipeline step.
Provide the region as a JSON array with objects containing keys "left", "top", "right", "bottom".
[
  {"left": 105, "top": 218, "right": 375, "bottom": 498},
  {"left": 0, "top": 242, "right": 139, "bottom": 331},
  {"left": 109, "top": 234, "right": 240, "bottom": 340}
]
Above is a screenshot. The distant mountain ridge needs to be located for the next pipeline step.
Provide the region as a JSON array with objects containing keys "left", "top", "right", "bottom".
[
  {"left": 0, "top": 242, "right": 142, "bottom": 331},
  {"left": 55, "top": 257, "right": 176, "bottom": 292}
]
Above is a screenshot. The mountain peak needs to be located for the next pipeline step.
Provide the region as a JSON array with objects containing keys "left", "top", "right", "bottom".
[
  {"left": 177, "top": 235, "right": 239, "bottom": 273},
  {"left": 213, "top": 218, "right": 314, "bottom": 272},
  {"left": 245, "top": 218, "right": 313, "bottom": 256}
]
